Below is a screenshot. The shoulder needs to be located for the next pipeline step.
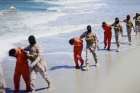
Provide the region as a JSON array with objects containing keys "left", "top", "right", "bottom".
[
  {"left": 137, "top": 16, "right": 140, "bottom": 20},
  {"left": 34, "top": 44, "right": 40, "bottom": 49},
  {"left": 80, "top": 31, "right": 88, "bottom": 38},
  {"left": 33, "top": 45, "right": 40, "bottom": 53},
  {"left": 75, "top": 37, "right": 82, "bottom": 42},
  {"left": 92, "top": 32, "right": 96, "bottom": 36},
  {"left": 16, "top": 48, "right": 26, "bottom": 55},
  {"left": 24, "top": 45, "right": 30, "bottom": 51},
  {"left": 111, "top": 22, "right": 115, "bottom": 26},
  {"left": 123, "top": 19, "right": 127, "bottom": 22}
]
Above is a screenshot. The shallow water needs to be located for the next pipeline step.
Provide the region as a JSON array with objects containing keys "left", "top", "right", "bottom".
[
  {"left": 0, "top": 0, "right": 140, "bottom": 92},
  {"left": 0, "top": 0, "right": 140, "bottom": 49}
]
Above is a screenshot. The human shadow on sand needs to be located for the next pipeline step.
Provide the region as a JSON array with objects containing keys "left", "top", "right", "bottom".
[
  {"left": 98, "top": 48, "right": 117, "bottom": 52},
  {"left": 82, "top": 65, "right": 97, "bottom": 68},
  {"left": 50, "top": 65, "right": 75, "bottom": 71},
  {"left": 50, "top": 65, "right": 98, "bottom": 71},
  {"left": 99, "top": 41, "right": 130, "bottom": 45},
  {"left": 5, "top": 87, "right": 49, "bottom": 93}
]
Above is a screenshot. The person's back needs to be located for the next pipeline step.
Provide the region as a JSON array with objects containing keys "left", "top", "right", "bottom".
[
  {"left": 16, "top": 48, "right": 28, "bottom": 67},
  {"left": 74, "top": 38, "right": 83, "bottom": 47},
  {"left": 102, "top": 22, "right": 112, "bottom": 50},
  {"left": 73, "top": 37, "right": 83, "bottom": 54},
  {"left": 103, "top": 24, "right": 112, "bottom": 34}
]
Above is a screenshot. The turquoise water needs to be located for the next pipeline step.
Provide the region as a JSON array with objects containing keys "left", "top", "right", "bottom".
[
  {"left": 0, "top": 0, "right": 140, "bottom": 56},
  {"left": 0, "top": 0, "right": 58, "bottom": 11},
  {"left": 0, "top": 0, "right": 140, "bottom": 92}
]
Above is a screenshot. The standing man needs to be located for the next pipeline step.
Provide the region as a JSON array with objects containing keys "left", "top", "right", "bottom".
[
  {"left": 9, "top": 48, "right": 31, "bottom": 93},
  {"left": 24, "top": 35, "right": 50, "bottom": 92},
  {"left": 123, "top": 15, "right": 134, "bottom": 45},
  {"left": 80, "top": 25, "right": 98, "bottom": 69},
  {"left": 102, "top": 22, "right": 112, "bottom": 51},
  {"left": 133, "top": 13, "right": 140, "bottom": 35},
  {"left": 69, "top": 37, "right": 84, "bottom": 69},
  {"left": 112, "top": 17, "right": 123, "bottom": 52}
]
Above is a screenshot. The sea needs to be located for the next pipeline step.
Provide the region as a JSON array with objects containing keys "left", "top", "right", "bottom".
[
  {"left": 0, "top": 0, "right": 140, "bottom": 57},
  {"left": 0, "top": 0, "right": 140, "bottom": 92}
]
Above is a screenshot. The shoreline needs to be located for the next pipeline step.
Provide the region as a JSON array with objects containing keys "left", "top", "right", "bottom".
[
  {"left": 0, "top": 20, "right": 140, "bottom": 92},
  {"left": 1, "top": 27, "right": 140, "bottom": 93},
  {"left": 0, "top": 0, "right": 140, "bottom": 92}
]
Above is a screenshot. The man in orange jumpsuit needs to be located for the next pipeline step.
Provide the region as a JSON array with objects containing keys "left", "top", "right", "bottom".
[
  {"left": 69, "top": 37, "right": 84, "bottom": 69},
  {"left": 102, "top": 22, "right": 112, "bottom": 50},
  {"left": 9, "top": 48, "right": 31, "bottom": 93}
]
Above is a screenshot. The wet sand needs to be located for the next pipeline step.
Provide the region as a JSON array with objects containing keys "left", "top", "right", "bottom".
[
  {"left": 1, "top": 31, "right": 140, "bottom": 93},
  {"left": 0, "top": 0, "right": 140, "bottom": 93}
]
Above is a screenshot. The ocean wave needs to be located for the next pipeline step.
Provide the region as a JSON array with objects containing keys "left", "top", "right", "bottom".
[
  {"left": 0, "top": 0, "right": 59, "bottom": 12},
  {"left": 0, "top": 0, "right": 140, "bottom": 60}
]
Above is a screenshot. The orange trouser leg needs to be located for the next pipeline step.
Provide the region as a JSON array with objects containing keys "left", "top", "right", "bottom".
[
  {"left": 74, "top": 53, "right": 79, "bottom": 67},
  {"left": 78, "top": 46, "right": 84, "bottom": 66},
  {"left": 104, "top": 33, "right": 107, "bottom": 48},
  {"left": 107, "top": 34, "right": 112, "bottom": 49},
  {"left": 74, "top": 53, "right": 84, "bottom": 67},
  {"left": 22, "top": 67, "right": 31, "bottom": 91},
  {"left": 78, "top": 55, "right": 84, "bottom": 66},
  {"left": 74, "top": 46, "right": 83, "bottom": 67},
  {"left": 14, "top": 71, "right": 21, "bottom": 93}
]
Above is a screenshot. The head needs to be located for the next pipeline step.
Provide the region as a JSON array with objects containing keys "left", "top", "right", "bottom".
[
  {"left": 136, "top": 13, "right": 139, "bottom": 17},
  {"left": 69, "top": 38, "right": 75, "bottom": 45},
  {"left": 87, "top": 25, "right": 92, "bottom": 33},
  {"left": 115, "top": 17, "right": 119, "bottom": 24},
  {"left": 102, "top": 21, "right": 106, "bottom": 28},
  {"left": 9, "top": 48, "right": 16, "bottom": 57},
  {"left": 126, "top": 15, "right": 130, "bottom": 20},
  {"left": 28, "top": 35, "right": 36, "bottom": 46}
]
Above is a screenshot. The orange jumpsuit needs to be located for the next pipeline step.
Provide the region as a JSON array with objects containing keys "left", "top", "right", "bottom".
[
  {"left": 14, "top": 48, "right": 31, "bottom": 93},
  {"left": 103, "top": 24, "right": 112, "bottom": 50},
  {"left": 73, "top": 38, "right": 84, "bottom": 68}
]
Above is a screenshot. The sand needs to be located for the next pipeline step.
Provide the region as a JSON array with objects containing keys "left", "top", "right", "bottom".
[{"left": 1, "top": 31, "right": 140, "bottom": 93}]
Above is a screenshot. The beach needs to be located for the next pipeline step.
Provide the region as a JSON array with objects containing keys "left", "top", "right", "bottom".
[
  {"left": 1, "top": 30, "right": 140, "bottom": 93},
  {"left": 0, "top": 0, "right": 140, "bottom": 93}
]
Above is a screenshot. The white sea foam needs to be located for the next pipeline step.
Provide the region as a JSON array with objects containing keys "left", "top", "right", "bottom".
[
  {"left": 45, "top": 0, "right": 98, "bottom": 5},
  {"left": 0, "top": 0, "right": 139, "bottom": 60}
]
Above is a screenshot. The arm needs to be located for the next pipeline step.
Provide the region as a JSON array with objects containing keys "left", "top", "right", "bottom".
[
  {"left": 132, "top": 23, "right": 134, "bottom": 29},
  {"left": 24, "top": 49, "right": 37, "bottom": 60},
  {"left": 30, "top": 45, "right": 40, "bottom": 66},
  {"left": 111, "top": 22, "right": 115, "bottom": 26},
  {"left": 24, "top": 45, "right": 39, "bottom": 62},
  {"left": 80, "top": 31, "right": 87, "bottom": 39},
  {"left": 120, "top": 24, "right": 123, "bottom": 32},
  {"left": 123, "top": 19, "right": 127, "bottom": 23},
  {"left": 131, "top": 22, "right": 135, "bottom": 30},
  {"left": 133, "top": 16, "right": 136, "bottom": 20},
  {"left": 30, "top": 56, "right": 41, "bottom": 67},
  {"left": 95, "top": 35, "right": 98, "bottom": 48}
]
